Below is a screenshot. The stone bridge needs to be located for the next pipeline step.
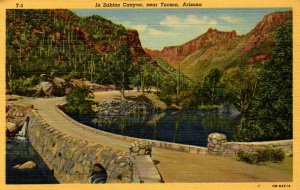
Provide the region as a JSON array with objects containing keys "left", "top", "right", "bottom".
[
  {"left": 7, "top": 96, "right": 293, "bottom": 183},
  {"left": 11, "top": 98, "right": 162, "bottom": 183},
  {"left": 28, "top": 110, "right": 136, "bottom": 183}
]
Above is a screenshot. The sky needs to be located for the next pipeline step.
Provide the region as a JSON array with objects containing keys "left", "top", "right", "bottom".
[{"left": 73, "top": 8, "right": 291, "bottom": 50}]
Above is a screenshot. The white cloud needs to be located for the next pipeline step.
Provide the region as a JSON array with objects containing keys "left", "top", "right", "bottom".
[
  {"left": 148, "top": 28, "right": 178, "bottom": 36},
  {"left": 184, "top": 15, "right": 217, "bottom": 25},
  {"left": 131, "top": 24, "right": 148, "bottom": 32},
  {"left": 219, "top": 15, "right": 245, "bottom": 23},
  {"left": 159, "top": 14, "right": 217, "bottom": 27},
  {"left": 159, "top": 15, "right": 181, "bottom": 26}
]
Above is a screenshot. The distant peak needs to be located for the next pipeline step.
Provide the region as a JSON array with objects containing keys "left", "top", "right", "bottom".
[
  {"left": 207, "top": 27, "right": 216, "bottom": 32},
  {"left": 206, "top": 27, "right": 237, "bottom": 35}
]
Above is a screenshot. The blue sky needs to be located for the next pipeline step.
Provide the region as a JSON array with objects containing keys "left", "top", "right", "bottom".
[{"left": 73, "top": 8, "right": 291, "bottom": 50}]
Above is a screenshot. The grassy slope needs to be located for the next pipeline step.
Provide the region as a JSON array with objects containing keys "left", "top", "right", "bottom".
[{"left": 180, "top": 37, "right": 246, "bottom": 81}]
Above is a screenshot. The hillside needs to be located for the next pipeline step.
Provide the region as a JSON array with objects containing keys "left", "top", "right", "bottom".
[
  {"left": 145, "top": 28, "right": 240, "bottom": 68},
  {"left": 6, "top": 9, "right": 154, "bottom": 84},
  {"left": 145, "top": 11, "right": 292, "bottom": 81}
]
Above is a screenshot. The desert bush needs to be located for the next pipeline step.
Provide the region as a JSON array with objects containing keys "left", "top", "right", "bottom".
[
  {"left": 237, "top": 150, "right": 259, "bottom": 164},
  {"left": 237, "top": 147, "right": 285, "bottom": 165},
  {"left": 8, "top": 76, "right": 39, "bottom": 96},
  {"left": 65, "top": 85, "right": 95, "bottom": 115},
  {"left": 256, "top": 148, "right": 285, "bottom": 163}
]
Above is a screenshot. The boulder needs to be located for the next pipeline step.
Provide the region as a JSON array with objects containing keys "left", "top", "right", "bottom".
[
  {"left": 6, "top": 105, "right": 32, "bottom": 137},
  {"left": 53, "top": 77, "right": 66, "bottom": 88},
  {"left": 6, "top": 122, "right": 18, "bottom": 133},
  {"left": 36, "top": 81, "right": 54, "bottom": 97},
  {"left": 13, "top": 161, "right": 37, "bottom": 170}
]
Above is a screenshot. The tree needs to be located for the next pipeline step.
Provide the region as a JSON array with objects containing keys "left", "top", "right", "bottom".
[
  {"left": 201, "top": 68, "right": 223, "bottom": 105},
  {"left": 139, "top": 58, "right": 158, "bottom": 93},
  {"left": 176, "top": 63, "right": 181, "bottom": 103},
  {"left": 107, "top": 43, "right": 134, "bottom": 101},
  {"left": 65, "top": 85, "right": 95, "bottom": 115},
  {"left": 221, "top": 65, "right": 259, "bottom": 113},
  {"left": 235, "top": 21, "right": 292, "bottom": 141}
]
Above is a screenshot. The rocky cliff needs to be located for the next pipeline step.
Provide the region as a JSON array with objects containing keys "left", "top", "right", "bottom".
[{"left": 243, "top": 11, "right": 292, "bottom": 54}]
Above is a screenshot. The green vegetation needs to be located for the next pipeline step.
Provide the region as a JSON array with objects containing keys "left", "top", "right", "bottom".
[
  {"left": 134, "top": 57, "right": 160, "bottom": 93},
  {"left": 237, "top": 148, "right": 285, "bottom": 164},
  {"left": 6, "top": 9, "right": 127, "bottom": 92},
  {"left": 107, "top": 43, "right": 136, "bottom": 100},
  {"left": 7, "top": 76, "right": 39, "bottom": 96},
  {"left": 6, "top": 9, "right": 292, "bottom": 142},
  {"left": 156, "top": 22, "right": 292, "bottom": 142},
  {"left": 201, "top": 68, "right": 224, "bottom": 105},
  {"left": 64, "top": 85, "right": 95, "bottom": 115},
  {"left": 180, "top": 38, "right": 245, "bottom": 81},
  {"left": 221, "top": 65, "right": 259, "bottom": 113},
  {"left": 235, "top": 22, "right": 292, "bottom": 141}
]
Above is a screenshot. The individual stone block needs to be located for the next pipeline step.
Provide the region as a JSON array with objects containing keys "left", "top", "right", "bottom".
[{"left": 129, "top": 140, "right": 152, "bottom": 156}]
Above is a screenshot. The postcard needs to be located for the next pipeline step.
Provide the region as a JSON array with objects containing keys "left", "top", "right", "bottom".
[{"left": 0, "top": 0, "right": 299, "bottom": 190}]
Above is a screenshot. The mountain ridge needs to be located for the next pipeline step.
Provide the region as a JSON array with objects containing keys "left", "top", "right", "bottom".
[
  {"left": 145, "top": 11, "right": 292, "bottom": 80},
  {"left": 145, "top": 28, "right": 240, "bottom": 68}
]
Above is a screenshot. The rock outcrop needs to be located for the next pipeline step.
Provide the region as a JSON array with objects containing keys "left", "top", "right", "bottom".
[
  {"left": 243, "top": 11, "right": 292, "bottom": 54},
  {"left": 69, "top": 79, "right": 116, "bottom": 92},
  {"left": 35, "top": 81, "right": 54, "bottom": 97},
  {"left": 6, "top": 104, "right": 32, "bottom": 137},
  {"left": 6, "top": 122, "right": 18, "bottom": 133}
]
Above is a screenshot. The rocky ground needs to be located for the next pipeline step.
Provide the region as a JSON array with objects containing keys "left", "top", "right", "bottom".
[
  {"left": 6, "top": 104, "right": 33, "bottom": 137},
  {"left": 97, "top": 95, "right": 155, "bottom": 116},
  {"left": 6, "top": 104, "right": 41, "bottom": 178}
]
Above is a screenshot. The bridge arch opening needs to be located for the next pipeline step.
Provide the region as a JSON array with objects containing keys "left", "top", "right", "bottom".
[{"left": 89, "top": 163, "right": 108, "bottom": 184}]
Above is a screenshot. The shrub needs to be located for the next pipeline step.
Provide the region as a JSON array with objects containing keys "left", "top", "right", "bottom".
[
  {"left": 237, "top": 150, "right": 259, "bottom": 164},
  {"left": 159, "top": 94, "right": 173, "bottom": 106},
  {"left": 8, "top": 76, "right": 39, "bottom": 96},
  {"left": 65, "top": 85, "right": 95, "bottom": 115},
  {"left": 67, "top": 71, "right": 82, "bottom": 79},
  {"left": 236, "top": 147, "right": 285, "bottom": 165}
]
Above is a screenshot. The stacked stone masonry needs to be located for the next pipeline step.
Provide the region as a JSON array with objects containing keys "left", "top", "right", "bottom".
[
  {"left": 207, "top": 133, "right": 227, "bottom": 155},
  {"left": 207, "top": 133, "right": 293, "bottom": 156},
  {"left": 222, "top": 140, "right": 293, "bottom": 156},
  {"left": 27, "top": 110, "right": 135, "bottom": 183}
]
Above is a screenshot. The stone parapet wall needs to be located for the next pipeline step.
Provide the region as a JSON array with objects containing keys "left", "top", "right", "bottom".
[
  {"left": 222, "top": 140, "right": 293, "bottom": 156},
  {"left": 207, "top": 133, "right": 293, "bottom": 156},
  {"left": 27, "top": 109, "right": 135, "bottom": 183}
]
